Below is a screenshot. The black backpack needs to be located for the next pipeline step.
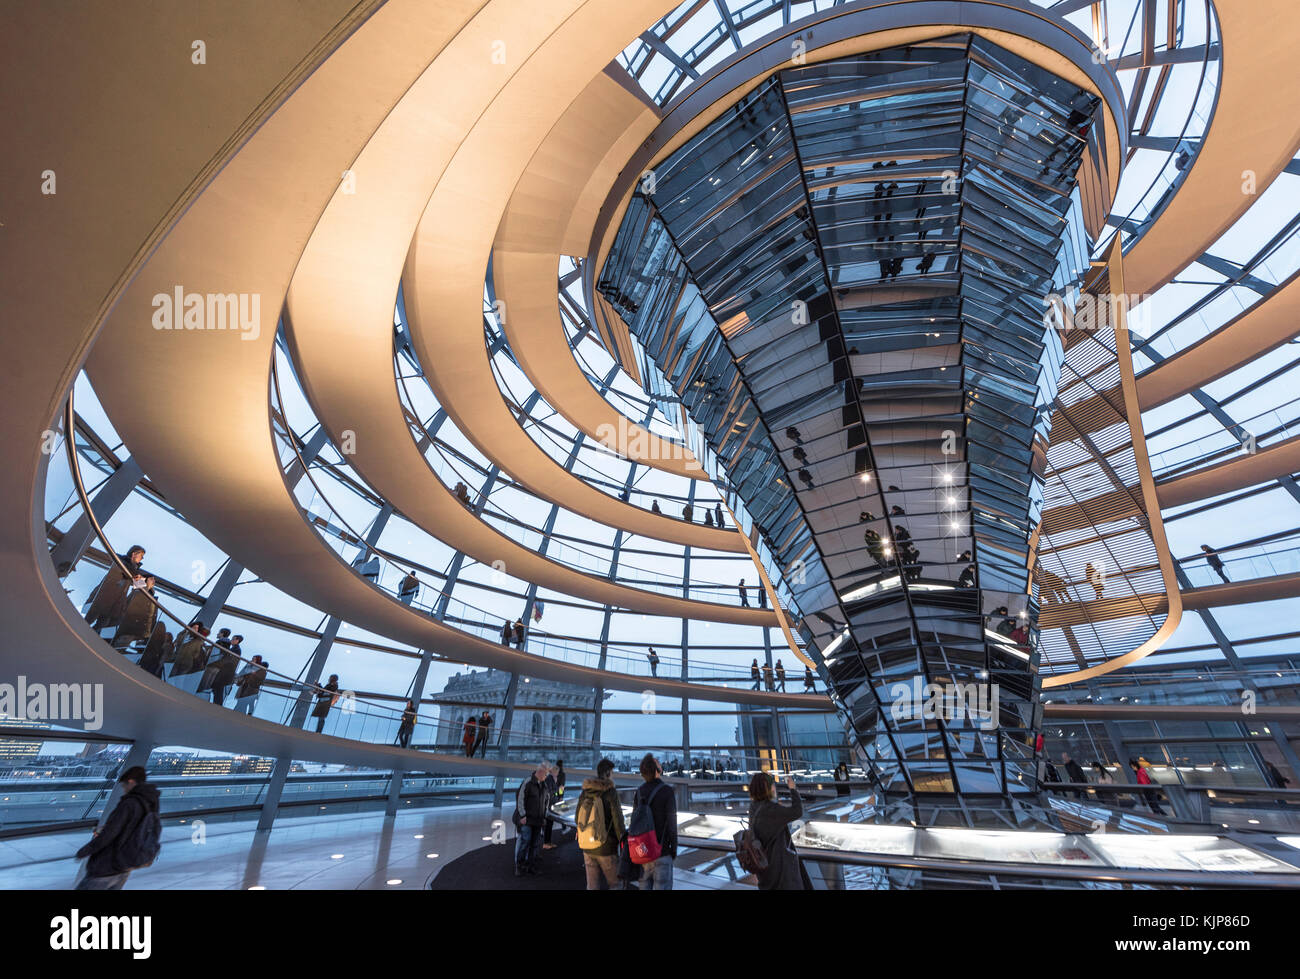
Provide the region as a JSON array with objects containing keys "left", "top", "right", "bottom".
[{"left": 115, "top": 796, "right": 162, "bottom": 871}]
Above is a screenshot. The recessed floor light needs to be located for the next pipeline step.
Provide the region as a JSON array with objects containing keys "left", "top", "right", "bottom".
[
  {"left": 248, "top": 885, "right": 266, "bottom": 890},
  {"left": 330, "top": 854, "right": 344, "bottom": 860},
  {"left": 426, "top": 853, "right": 439, "bottom": 859},
  {"left": 386, "top": 879, "right": 403, "bottom": 885}
]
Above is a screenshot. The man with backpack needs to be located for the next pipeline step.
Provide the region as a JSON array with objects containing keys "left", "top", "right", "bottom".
[
  {"left": 628, "top": 753, "right": 677, "bottom": 889},
  {"left": 513, "top": 763, "right": 549, "bottom": 877},
  {"left": 576, "top": 757, "right": 626, "bottom": 889},
  {"left": 74, "top": 766, "right": 161, "bottom": 889}
]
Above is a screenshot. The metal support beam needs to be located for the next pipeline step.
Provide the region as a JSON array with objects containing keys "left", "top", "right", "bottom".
[{"left": 256, "top": 756, "right": 293, "bottom": 832}]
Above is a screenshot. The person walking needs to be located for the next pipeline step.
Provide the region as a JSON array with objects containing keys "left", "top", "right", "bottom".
[
  {"left": 631, "top": 753, "right": 677, "bottom": 889},
  {"left": 233, "top": 655, "right": 267, "bottom": 715},
  {"left": 738, "top": 579, "right": 750, "bottom": 607},
  {"left": 311, "top": 674, "right": 340, "bottom": 734},
  {"left": 1201, "top": 544, "right": 1230, "bottom": 583},
  {"left": 751, "top": 659, "right": 761, "bottom": 690},
  {"left": 647, "top": 647, "right": 659, "bottom": 677},
  {"left": 775, "top": 659, "right": 786, "bottom": 692},
  {"left": 746, "top": 772, "right": 812, "bottom": 890},
  {"left": 84, "top": 545, "right": 148, "bottom": 632},
  {"left": 112, "top": 575, "right": 158, "bottom": 647},
  {"left": 1130, "top": 758, "right": 1164, "bottom": 815},
  {"left": 501, "top": 620, "right": 512, "bottom": 646},
  {"left": 1085, "top": 562, "right": 1105, "bottom": 599},
  {"left": 1062, "top": 752, "right": 1087, "bottom": 799},
  {"left": 714, "top": 502, "right": 724, "bottom": 528},
  {"left": 169, "top": 624, "right": 208, "bottom": 691},
  {"left": 803, "top": 666, "right": 815, "bottom": 692},
  {"left": 576, "top": 757, "right": 626, "bottom": 889},
  {"left": 210, "top": 634, "right": 243, "bottom": 707},
  {"left": 512, "top": 618, "right": 526, "bottom": 648},
  {"left": 513, "top": 763, "right": 548, "bottom": 877},
  {"left": 475, "top": 710, "right": 493, "bottom": 757},
  {"left": 397, "top": 699, "right": 417, "bottom": 749},
  {"left": 398, "top": 570, "right": 419, "bottom": 606},
  {"left": 762, "top": 662, "right": 775, "bottom": 691},
  {"left": 462, "top": 714, "right": 478, "bottom": 757},
  {"left": 74, "top": 766, "right": 161, "bottom": 890},
  {"left": 650, "top": 499, "right": 661, "bottom": 515},
  {"left": 1265, "top": 761, "right": 1291, "bottom": 790},
  {"left": 682, "top": 503, "right": 693, "bottom": 523}
]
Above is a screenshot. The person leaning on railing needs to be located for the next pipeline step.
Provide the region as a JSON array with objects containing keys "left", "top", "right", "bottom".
[
  {"left": 84, "top": 545, "right": 148, "bottom": 632},
  {"left": 311, "top": 675, "right": 340, "bottom": 733}
]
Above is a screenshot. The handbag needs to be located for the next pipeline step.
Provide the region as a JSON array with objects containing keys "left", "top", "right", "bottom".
[{"left": 626, "top": 783, "right": 665, "bottom": 864}]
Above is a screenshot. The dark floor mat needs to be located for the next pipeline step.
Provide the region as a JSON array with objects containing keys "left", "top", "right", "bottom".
[{"left": 430, "top": 829, "right": 586, "bottom": 890}]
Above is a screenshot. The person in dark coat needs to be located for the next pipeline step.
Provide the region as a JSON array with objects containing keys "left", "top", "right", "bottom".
[
  {"left": 512, "top": 618, "right": 526, "bottom": 648},
  {"left": 1062, "top": 753, "right": 1087, "bottom": 783},
  {"left": 474, "top": 710, "right": 492, "bottom": 757},
  {"left": 112, "top": 576, "right": 158, "bottom": 647},
  {"left": 1201, "top": 544, "right": 1229, "bottom": 583},
  {"left": 74, "top": 766, "right": 160, "bottom": 890},
  {"left": 634, "top": 753, "right": 678, "bottom": 890},
  {"left": 311, "top": 675, "right": 339, "bottom": 733},
  {"left": 84, "top": 546, "right": 147, "bottom": 631},
  {"left": 210, "top": 635, "right": 243, "bottom": 706},
  {"left": 543, "top": 759, "right": 566, "bottom": 848},
  {"left": 170, "top": 626, "right": 208, "bottom": 681},
  {"left": 746, "top": 772, "right": 812, "bottom": 890},
  {"left": 833, "top": 762, "right": 851, "bottom": 798},
  {"left": 398, "top": 570, "right": 419, "bottom": 606},
  {"left": 1265, "top": 761, "right": 1292, "bottom": 790},
  {"left": 397, "top": 699, "right": 417, "bottom": 748},
  {"left": 514, "top": 763, "right": 549, "bottom": 876},
  {"left": 197, "top": 628, "right": 231, "bottom": 693},
  {"left": 234, "top": 656, "right": 267, "bottom": 714}
]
